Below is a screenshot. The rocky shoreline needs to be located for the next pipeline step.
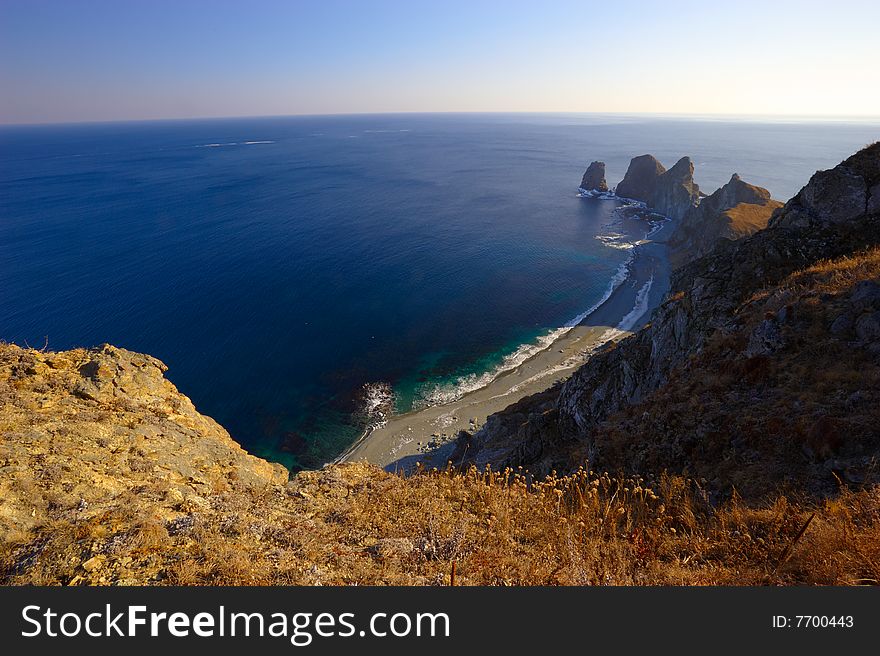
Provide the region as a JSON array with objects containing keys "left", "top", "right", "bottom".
[{"left": 341, "top": 205, "right": 675, "bottom": 470}]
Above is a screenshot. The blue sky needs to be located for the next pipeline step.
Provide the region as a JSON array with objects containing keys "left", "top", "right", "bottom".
[{"left": 1, "top": 0, "right": 878, "bottom": 123}]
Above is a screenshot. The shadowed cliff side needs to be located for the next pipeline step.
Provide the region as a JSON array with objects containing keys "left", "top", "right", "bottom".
[
  {"left": 615, "top": 154, "right": 701, "bottom": 220},
  {"left": 669, "top": 173, "right": 783, "bottom": 267},
  {"left": 454, "top": 143, "right": 880, "bottom": 500}
]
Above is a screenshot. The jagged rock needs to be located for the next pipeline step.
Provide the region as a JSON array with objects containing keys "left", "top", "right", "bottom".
[
  {"left": 615, "top": 154, "right": 700, "bottom": 220},
  {"left": 450, "top": 385, "right": 561, "bottom": 470},
  {"left": 0, "top": 342, "right": 288, "bottom": 544},
  {"left": 855, "top": 312, "right": 880, "bottom": 341},
  {"left": 746, "top": 319, "right": 785, "bottom": 356},
  {"left": 850, "top": 280, "right": 880, "bottom": 308},
  {"left": 580, "top": 161, "right": 608, "bottom": 192},
  {"left": 650, "top": 156, "right": 701, "bottom": 221},
  {"left": 830, "top": 314, "right": 854, "bottom": 335},
  {"left": 670, "top": 173, "right": 783, "bottom": 267},
  {"left": 771, "top": 144, "right": 880, "bottom": 229}
]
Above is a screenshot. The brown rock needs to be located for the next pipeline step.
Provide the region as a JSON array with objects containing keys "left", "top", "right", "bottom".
[{"left": 579, "top": 161, "right": 608, "bottom": 192}]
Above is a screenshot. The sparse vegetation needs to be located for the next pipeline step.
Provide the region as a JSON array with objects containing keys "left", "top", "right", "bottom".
[{"left": 2, "top": 461, "right": 878, "bottom": 586}]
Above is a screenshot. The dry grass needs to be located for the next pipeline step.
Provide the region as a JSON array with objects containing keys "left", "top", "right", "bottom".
[
  {"left": 723, "top": 199, "right": 784, "bottom": 235},
  {"left": 2, "top": 462, "right": 878, "bottom": 586}
]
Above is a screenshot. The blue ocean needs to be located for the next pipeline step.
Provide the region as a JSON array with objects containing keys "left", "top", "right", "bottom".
[{"left": 2, "top": 113, "right": 877, "bottom": 469}]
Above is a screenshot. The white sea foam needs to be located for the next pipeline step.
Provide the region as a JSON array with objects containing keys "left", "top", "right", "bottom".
[
  {"left": 617, "top": 274, "right": 654, "bottom": 331},
  {"left": 196, "top": 140, "right": 274, "bottom": 148},
  {"left": 563, "top": 253, "right": 634, "bottom": 327},
  {"left": 354, "top": 381, "right": 395, "bottom": 429},
  {"left": 577, "top": 187, "right": 617, "bottom": 200},
  {"left": 595, "top": 232, "right": 639, "bottom": 250},
  {"left": 415, "top": 327, "right": 575, "bottom": 408},
  {"left": 410, "top": 193, "right": 664, "bottom": 411},
  {"left": 414, "top": 250, "right": 636, "bottom": 408}
]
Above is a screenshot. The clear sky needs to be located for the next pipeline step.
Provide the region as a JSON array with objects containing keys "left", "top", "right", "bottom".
[{"left": 1, "top": 0, "right": 878, "bottom": 124}]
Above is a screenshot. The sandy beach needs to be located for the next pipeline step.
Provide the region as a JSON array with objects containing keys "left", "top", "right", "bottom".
[{"left": 339, "top": 211, "right": 674, "bottom": 471}]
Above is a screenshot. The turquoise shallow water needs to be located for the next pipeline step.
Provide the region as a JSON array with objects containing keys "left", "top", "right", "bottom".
[{"left": 1, "top": 113, "right": 877, "bottom": 469}]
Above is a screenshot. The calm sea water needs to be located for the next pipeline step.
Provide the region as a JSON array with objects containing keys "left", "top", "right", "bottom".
[{"left": 2, "top": 114, "right": 877, "bottom": 469}]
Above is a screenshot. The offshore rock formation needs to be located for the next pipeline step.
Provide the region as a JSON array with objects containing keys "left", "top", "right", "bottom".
[
  {"left": 456, "top": 143, "right": 880, "bottom": 499},
  {"left": 669, "top": 173, "right": 783, "bottom": 266},
  {"left": 579, "top": 160, "right": 608, "bottom": 192},
  {"left": 615, "top": 154, "right": 666, "bottom": 201},
  {"left": 615, "top": 154, "right": 701, "bottom": 220}
]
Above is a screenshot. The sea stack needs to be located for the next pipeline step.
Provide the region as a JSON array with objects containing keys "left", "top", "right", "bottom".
[
  {"left": 651, "top": 156, "right": 701, "bottom": 221},
  {"left": 670, "top": 173, "right": 782, "bottom": 266},
  {"left": 615, "top": 154, "right": 701, "bottom": 220},
  {"left": 615, "top": 154, "right": 666, "bottom": 202},
  {"left": 580, "top": 161, "right": 608, "bottom": 192}
]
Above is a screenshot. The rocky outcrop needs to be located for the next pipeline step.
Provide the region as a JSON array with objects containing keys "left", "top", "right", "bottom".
[
  {"left": 0, "top": 343, "right": 288, "bottom": 547},
  {"left": 770, "top": 143, "right": 880, "bottom": 229},
  {"left": 669, "top": 173, "right": 783, "bottom": 266},
  {"left": 579, "top": 161, "right": 608, "bottom": 192},
  {"left": 615, "top": 154, "right": 666, "bottom": 202},
  {"left": 615, "top": 154, "right": 700, "bottom": 220},
  {"left": 651, "top": 156, "right": 701, "bottom": 220},
  {"left": 456, "top": 143, "right": 880, "bottom": 498}
]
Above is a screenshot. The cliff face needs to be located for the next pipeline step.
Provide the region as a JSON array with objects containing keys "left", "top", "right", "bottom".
[
  {"left": 650, "top": 156, "right": 701, "bottom": 221},
  {"left": 0, "top": 344, "right": 289, "bottom": 549},
  {"left": 669, "top": 173, "right": 783, "bottom": 266},
  {"left": 614, "top": 154, "right": 700, "bottom": 220},
  {"left": 457, "top": 143, "right": 880, "bottom": 499},
  {"left": 579, "top": 160, "right": 609, "bottom": 192}
]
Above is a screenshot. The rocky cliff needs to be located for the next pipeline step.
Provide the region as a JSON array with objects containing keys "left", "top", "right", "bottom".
[
  {"left": 456, "top": 143, "right": 880, "bottom": 500},
  {"left": 579, "top": 160, "right": 608, "bottom": 192},
  {"left": 669, "top": 173, "right": 783, "bottom": 267},
  {"left": 0, "top": 344, "right": 288, "bottom": 547},
  {"left": 614, "top": 154, "right": 701, "bottom": 220}
]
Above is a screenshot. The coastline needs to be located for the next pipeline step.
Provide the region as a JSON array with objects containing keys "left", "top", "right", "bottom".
[{"left": 338, "top": 200, "right": 674, "bottom": 470}]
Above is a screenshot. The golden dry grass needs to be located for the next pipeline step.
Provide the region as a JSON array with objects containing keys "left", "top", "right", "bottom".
[
  {"left": 723, "top": 199, "right": 783, "bottom": 235},
  {"left": 2, "top": 462, "right": 878, "bottom": 586}
]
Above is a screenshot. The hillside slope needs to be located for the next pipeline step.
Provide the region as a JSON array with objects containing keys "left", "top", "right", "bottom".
[
  {"left": 454, "top": 144, "right": 880, "bottom": 500},
  {"left": 1, "top": 343, "right": 877, "bottom": 585},
  {"left": 669, "top": 173, "right": 783, "bottom": 267}
]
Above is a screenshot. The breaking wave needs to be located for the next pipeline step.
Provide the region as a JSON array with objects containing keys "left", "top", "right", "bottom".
[{"left": 195, "top": 140, "right": 275, "bottom": 148}]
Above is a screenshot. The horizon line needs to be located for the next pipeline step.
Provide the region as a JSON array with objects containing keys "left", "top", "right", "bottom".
[{"left": 3, "top": 109, "right": 880, "bottom": 129}]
